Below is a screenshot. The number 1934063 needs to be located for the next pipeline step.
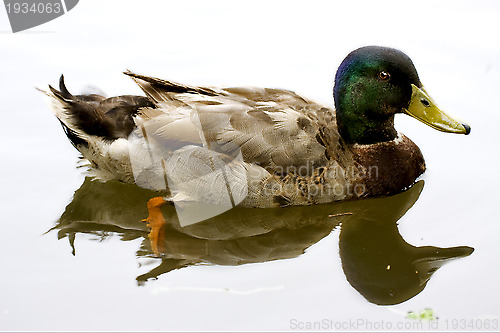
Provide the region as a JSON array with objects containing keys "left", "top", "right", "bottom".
[
  {"left": 5, "top": 2, "right": 62, "bottom": 14},
  {"left": 443, "top": 318, "right": 498, "bottom": 330}
]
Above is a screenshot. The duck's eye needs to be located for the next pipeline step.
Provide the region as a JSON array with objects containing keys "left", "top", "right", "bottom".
[{"left": 378, "top": 70, "right": 390, "bottom": 81}]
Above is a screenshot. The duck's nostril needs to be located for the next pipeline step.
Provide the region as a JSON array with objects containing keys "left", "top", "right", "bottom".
[
  {"left": 421, "top": 98, "right": 430, "bottom": 107},
  {"left": 462, "top": 123, "right": 471, "bottom": 135}
]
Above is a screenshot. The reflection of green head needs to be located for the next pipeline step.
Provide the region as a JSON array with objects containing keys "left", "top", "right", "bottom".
[{"left": 339, "top": 181, "right": 474, "bottom": 305}]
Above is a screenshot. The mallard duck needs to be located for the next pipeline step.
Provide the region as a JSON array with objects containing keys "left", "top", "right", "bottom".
[{"left": 44, "top": 46, "right": 470, "bottom": 209}]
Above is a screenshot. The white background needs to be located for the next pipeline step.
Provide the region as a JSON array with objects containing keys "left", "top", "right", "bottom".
[{"left": 1, "top": 0, "right": 499, "bottom": 331}]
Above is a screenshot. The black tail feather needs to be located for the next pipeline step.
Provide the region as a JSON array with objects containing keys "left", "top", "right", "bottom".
[
  {"left": 59, "top": 74, "right": 74, "bottom": 99},
  {"left": 49, "top": 74, "right": 156, "bottom": 145},
  {"left": 49, "top": 84, "right": 72, "bottom": 105},
  {"left": 48, "top": 75, "right": 75, "bottom": 106}
]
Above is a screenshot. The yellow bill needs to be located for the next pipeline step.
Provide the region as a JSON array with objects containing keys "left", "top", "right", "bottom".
[{"left": 404, "top": 84, "right": 470, "bottom": 135}]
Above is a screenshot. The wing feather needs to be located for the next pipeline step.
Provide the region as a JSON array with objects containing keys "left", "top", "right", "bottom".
[{"left": 127, "top": 72, "right": 337, "bottom": 176}]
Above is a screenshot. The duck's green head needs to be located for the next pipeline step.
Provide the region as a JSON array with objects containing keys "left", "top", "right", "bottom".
[{"left": 334, "top": 46, "right": 470, "bottom": 144}]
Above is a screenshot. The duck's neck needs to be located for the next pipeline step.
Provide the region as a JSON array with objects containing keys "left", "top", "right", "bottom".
[
  {"left": 335, "top": 110, "right": 398, "bottom": 145},
  {"left": 334, "top": 79, "right": 398, "bottom": 145}
]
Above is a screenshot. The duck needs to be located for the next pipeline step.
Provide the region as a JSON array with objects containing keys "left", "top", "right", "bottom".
[{"left": 43, "top": 46, "right": 470, "bottom": 210}]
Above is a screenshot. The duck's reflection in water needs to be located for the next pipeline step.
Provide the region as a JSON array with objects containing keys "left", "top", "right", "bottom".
[
  {"left": 337, "top": 181, "right": 473, "bottom": 305},
  {"left": 52, "top": 178, "right": 473, "bottom": 305}
]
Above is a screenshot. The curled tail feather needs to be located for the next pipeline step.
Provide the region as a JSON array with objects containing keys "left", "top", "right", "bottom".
[
  {"left": 42, "top": 75, "right": 156, "bottom": 149},
  {"left": 41, "top": 75, "right": 92, "bottom": 148}
]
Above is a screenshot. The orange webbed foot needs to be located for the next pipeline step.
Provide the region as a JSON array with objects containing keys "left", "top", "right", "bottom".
[{"left": 142, "top": 197, "right": 167, "bottom": 256}]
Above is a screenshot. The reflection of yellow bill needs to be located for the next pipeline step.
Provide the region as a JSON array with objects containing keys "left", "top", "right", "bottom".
[{"left": 404, "top": 84, "right": 470, "bottom": 134}]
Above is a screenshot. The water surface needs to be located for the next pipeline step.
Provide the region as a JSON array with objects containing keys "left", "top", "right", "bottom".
[{"left": 1, "top": 1, "right": 499, "bottom": 331}]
